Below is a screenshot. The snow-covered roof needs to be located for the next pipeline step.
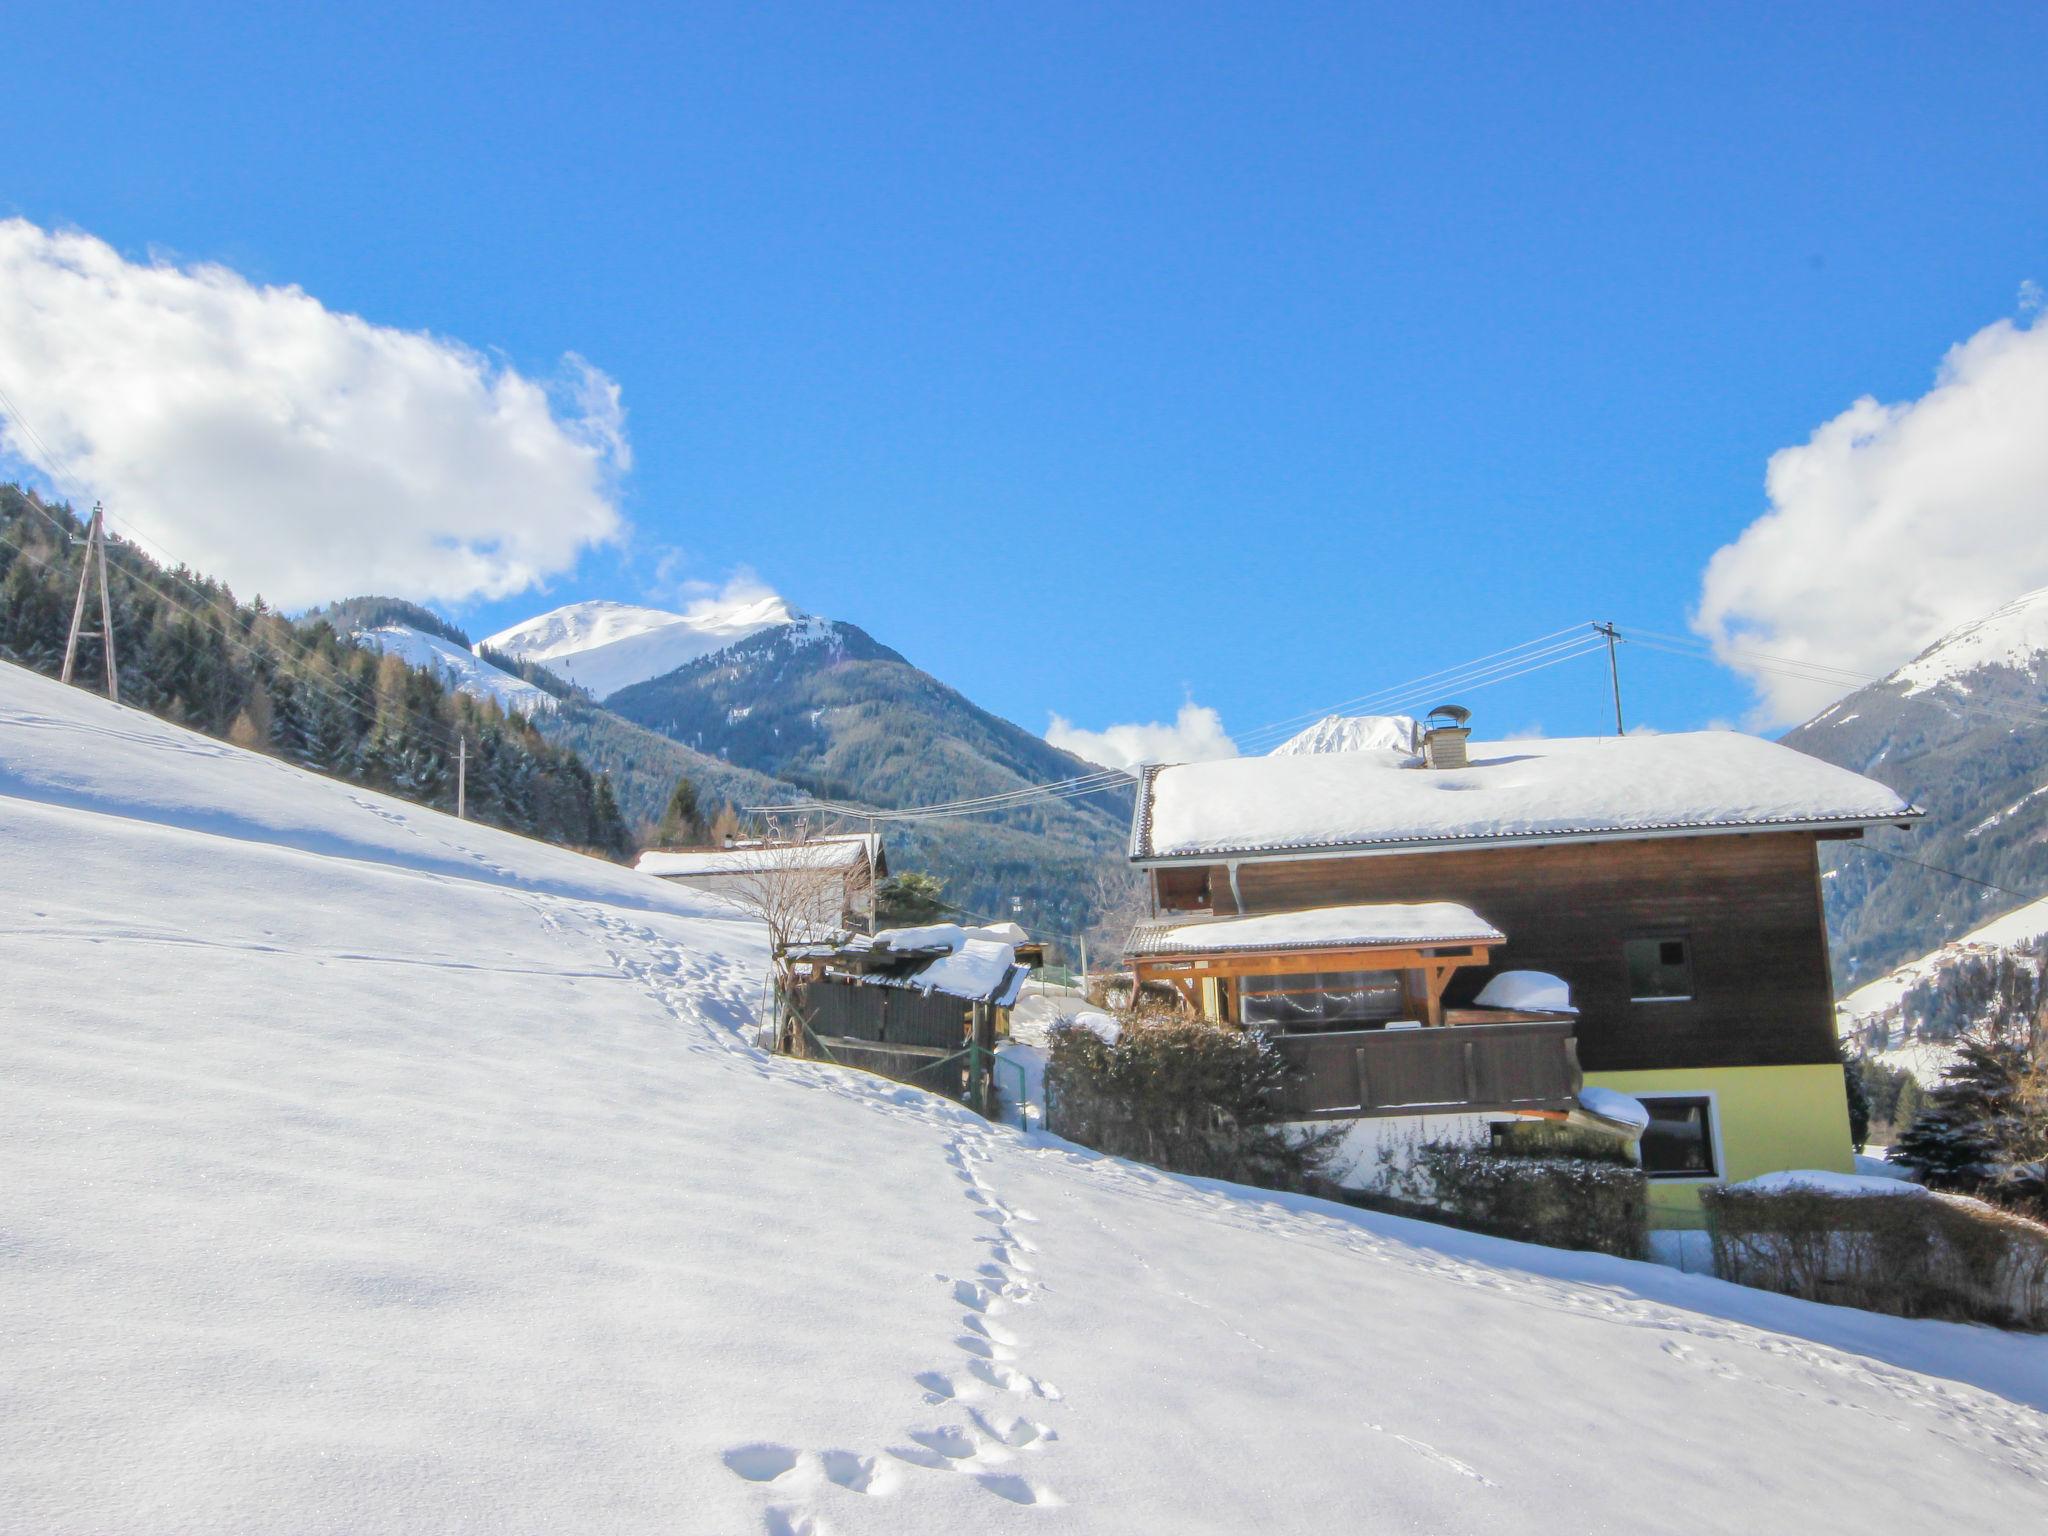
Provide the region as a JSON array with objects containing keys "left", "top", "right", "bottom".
[
  {"left": 1132, "top": 731, "right": 1919, "bottom": 862},
  {"left": 1125, "top": 901, "right": 1502, "bottom": 959},
  {"left": 791, "top": 922, "right": 1031, "bottom": 1006},
  {"left": 635, "top": 835, "right": 879, "bottom": 878}
]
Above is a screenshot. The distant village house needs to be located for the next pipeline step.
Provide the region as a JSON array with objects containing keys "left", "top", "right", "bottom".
[{"left": 635, "top": 833, "right": 885, "bottom": 932}]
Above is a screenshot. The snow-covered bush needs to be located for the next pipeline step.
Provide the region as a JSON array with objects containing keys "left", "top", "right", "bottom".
[
  {"left": 1369, "top": 1130, "right": 1647, "bottom": 1260},
  {"left": 1044, "top": 1010, "right": 1339, "bottom": 1191},
  {"left": 1702, "top": 1184, "right": 2048, "bottom": 1331}
]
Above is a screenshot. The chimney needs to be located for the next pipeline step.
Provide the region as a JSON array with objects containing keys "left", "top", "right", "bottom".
[{"left": 1421, "top": 704, "right": 1471, "bottom": 770}]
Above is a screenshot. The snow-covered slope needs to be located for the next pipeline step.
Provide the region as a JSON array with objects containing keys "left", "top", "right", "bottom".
[
  {"left": 353, "top": 621, "right": 558, "bottom": 715},
  {"left": 1269, "top": 713, "right": 1418, "bottom": 755},
  {"left": 1891, "top": 584, "right": 2048, "bottom": 698},
  {"left": 7, "top": 659, "right": 2048, "bottom": 1533},
  {"left": 484, "top": 595, "right": 795, "bottom": 700},
  {"left": 1838, "top": 893, "right": 2048, "bottom": 1083}
]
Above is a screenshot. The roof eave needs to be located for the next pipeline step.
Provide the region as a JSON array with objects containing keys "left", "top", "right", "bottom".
[{"left": 1130, "top": 809, "right": 1926, "bottom": 868}]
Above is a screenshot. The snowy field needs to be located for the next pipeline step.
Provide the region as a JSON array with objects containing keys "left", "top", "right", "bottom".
[{"left": 5, "top": 661, "right": 2048, "bottom": 1534}]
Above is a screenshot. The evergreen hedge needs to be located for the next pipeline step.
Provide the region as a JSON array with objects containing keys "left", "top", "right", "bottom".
[
  {"left": 1044, "top": 1011, "right": 1339, "bottom": 1191},
  {"left": 1368, "top": 1131, "right": 1648, "bottom": 1260},
  {"left": 1702, "top": 1185, "right": 2048, "bottom": 1331}
]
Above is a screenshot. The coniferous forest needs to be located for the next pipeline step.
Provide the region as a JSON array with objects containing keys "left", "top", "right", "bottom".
[{"left": 0, "top": 484, "right": 631, "bottom": 857}]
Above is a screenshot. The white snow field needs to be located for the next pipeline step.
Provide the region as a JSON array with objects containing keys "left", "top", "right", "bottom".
[{"left": 4, "top": 661, "right": 2048, "bottom": 1535}]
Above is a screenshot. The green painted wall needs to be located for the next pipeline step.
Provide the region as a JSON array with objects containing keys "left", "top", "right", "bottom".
[{"left": 1583, "top": 1063, "right": 1855, "bottom": 1230}]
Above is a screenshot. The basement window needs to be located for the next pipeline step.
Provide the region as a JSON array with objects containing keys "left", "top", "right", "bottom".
[
  {"left": 1624, "top": 935, "right": 1693, "bottom": 1002},
  {"left": 1637, "top": 1096, "right": 1718, "bottom": 1178}
]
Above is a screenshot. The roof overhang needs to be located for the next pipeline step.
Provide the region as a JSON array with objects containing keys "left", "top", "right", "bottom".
[{"left": 1131, "top": 811, "right": 1924, "bottom": 869}]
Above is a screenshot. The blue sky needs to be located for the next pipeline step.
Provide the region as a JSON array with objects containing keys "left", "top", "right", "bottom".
[{"left": 5, "top": 2, "right": 2046, "bottom": 749}]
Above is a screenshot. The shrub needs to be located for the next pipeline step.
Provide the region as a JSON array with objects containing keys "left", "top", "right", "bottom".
[
  {"left": 1701, "top": 1185, "right": 2048, "bottom": 1331},
  {"left": 1044, "top": 1009, "right": 1339, "bottom": 1191},
  {"left": 1369, "top": 1132, "right": 1648, "bottom": 1260}
]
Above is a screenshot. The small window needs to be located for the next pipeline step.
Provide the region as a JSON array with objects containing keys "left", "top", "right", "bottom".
[
  {"left": 1638, "top": 1096, "right": 1717, "bottom": 1178},
  {"left": 1624, "top": 935, "right": 1693, "bottom": 1001}
]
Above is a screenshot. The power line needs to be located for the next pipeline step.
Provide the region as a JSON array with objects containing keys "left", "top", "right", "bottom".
[
  {"left": 0, "top": 510, "right": 481, "bottom": 759},
  {"left": 1852, "top": 842, "right": 2047, "bottom": 909},
  {"left": 1624, "top": 628, "right": 2048, "bottom": 735},
  {"left": 0, "top": 388, "right": 477, "bottom": 750},
  {"left": 746, "top": 625, "right": 1615, "bottom": 827}
]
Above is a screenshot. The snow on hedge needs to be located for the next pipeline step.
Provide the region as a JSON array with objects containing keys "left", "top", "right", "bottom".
[
  {"left": 1575, "top": 1086, "right": 1650, "bottom": 1132},
  {"left": 5, "top": 660, "right": 2048, "bottom": 1532},
  {"left": 1733, "top": 1170, "right": 1932, "bottom": 1198}
]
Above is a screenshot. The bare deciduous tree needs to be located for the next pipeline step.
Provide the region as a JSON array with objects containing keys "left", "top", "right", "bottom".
[{"left": 715, "top": 838, "right": 873, "bottom": 1050}]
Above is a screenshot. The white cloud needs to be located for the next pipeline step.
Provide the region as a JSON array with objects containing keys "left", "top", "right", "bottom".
[
  {"left": 1696, "top": 308, "right": 2048, "bottom": 726},
  {"left": 1046, "top": 701, "right": 1239, "bottom": 770},
  {"left": 0, "top": 219, "right": 626, "bottom": 609}
]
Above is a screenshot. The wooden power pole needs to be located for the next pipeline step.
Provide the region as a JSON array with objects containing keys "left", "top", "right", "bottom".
[
  {"left": 456, "top": 736, "right": 468, "bottom": 820},
  {"left": 1594, "top": 621, "right": 1624, "bottom": 735},
  {"left": 60, "top": 502, "right": 119, "bottom": 702}
]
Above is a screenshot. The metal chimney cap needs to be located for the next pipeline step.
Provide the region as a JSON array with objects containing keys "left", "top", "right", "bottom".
[{"left": 1425, "top": 704, "right": 1471, "bottom": 730}]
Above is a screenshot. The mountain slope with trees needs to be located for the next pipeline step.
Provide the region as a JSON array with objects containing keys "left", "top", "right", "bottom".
[
  {"left": 1783, "top": 587, "right": 2048, "bottom": 990},
  {"left": 0, "top": 485, "right": 631, "bottom": 856},
  {"left": 603, "top": 617, "right": 1135, "bottom": 944}
]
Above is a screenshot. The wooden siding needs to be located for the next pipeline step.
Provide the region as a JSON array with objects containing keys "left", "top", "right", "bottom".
[
  {"left": 1158, "top": 832, "right": 1837, "bottom": 1073},
  {"left": 1271, "top": 1020, "right": 1580, "bottom": 1119}
]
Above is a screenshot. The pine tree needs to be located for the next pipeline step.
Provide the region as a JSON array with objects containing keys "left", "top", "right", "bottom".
[
  {"left": 593, "top": 774, "right": 629, "bottom": 857},
  {"left": 655, "top": 773, "right": 703, "bottom": 846},
  {"left": 1843, "top": 1052, "right": 1871, "bottom": 1153},
  {"left": 1889, "top": 1032, "right": 2019, "bottom": 1188}
]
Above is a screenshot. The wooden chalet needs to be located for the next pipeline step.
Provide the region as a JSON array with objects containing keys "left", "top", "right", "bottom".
[
  {"left": 1125, "top": 711, "right": 1921, "bottom": 1227},
  {"left": 777, "top": 923, "right": 1032, "bottom": 1113}
]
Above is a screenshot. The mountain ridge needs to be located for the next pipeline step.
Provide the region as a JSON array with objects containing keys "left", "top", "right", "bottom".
[
  {"left": 484, "top": 595, "right": 797, "bottom": 700},
  {"left": 1783, "top": 586, "right": 2048, "bottom": 992}
]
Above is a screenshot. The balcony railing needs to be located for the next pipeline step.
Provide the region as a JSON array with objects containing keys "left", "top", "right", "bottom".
[{"left": 1268, "top": 1018, "right": 1580, "bottom": 1120}]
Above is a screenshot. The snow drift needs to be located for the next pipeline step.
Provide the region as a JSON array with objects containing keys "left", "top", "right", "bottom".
[{"left": 4, "top": 659, "right": 2047, "bottom": 1533}]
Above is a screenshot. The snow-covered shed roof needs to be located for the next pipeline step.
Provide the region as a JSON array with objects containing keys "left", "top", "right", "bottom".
[
  {"left": 636, "top": 834, "right": 880, "bottom": 879},
  {"left": 787, "top": 923, "right": 1030, "bottom": 1007},
  {"left": 1125, "top": 901, "right": 1503, "bottom": 960},
  {"left": 1131, "top": 732, "right": 1919, "bottom": 863}
]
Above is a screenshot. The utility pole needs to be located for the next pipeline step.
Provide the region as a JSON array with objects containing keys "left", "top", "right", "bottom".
[
  {"left": 1594, "top": 621, "right": 1624, "bottom": 735},
  {"left": 456, "top": 735, "right": 468, "bottom": 820},
  {"left": 60, "top": 502, "right": 119, "bottom": 702}
]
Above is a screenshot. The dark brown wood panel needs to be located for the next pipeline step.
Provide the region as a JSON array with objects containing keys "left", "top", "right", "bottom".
[
  {"left": 1159, "top": 832, "right": 1836, "bottom": 1072},
  {"left": 1269, "top": 1020, "right": 1580, "bottom": 1119}
]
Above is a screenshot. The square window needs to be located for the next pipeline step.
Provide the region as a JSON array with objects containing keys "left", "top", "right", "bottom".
[
  {"left": 1624, "top": 935, "right": 1693, "bottom": 1001},
  {"left": 1638, "top": 1096, "right": 1717, "bottom": 1178}
]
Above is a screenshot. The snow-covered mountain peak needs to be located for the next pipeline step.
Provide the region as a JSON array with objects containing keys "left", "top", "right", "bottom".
[
  {"left": 1891, "top": 584, "right": 2048, "bottom": 698},
  {"left": 1269, "top": 713, "right": 1420, "bottom": 756},
  {"left": 482, "top": 593, "right": 801, "bottom": 700}
]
